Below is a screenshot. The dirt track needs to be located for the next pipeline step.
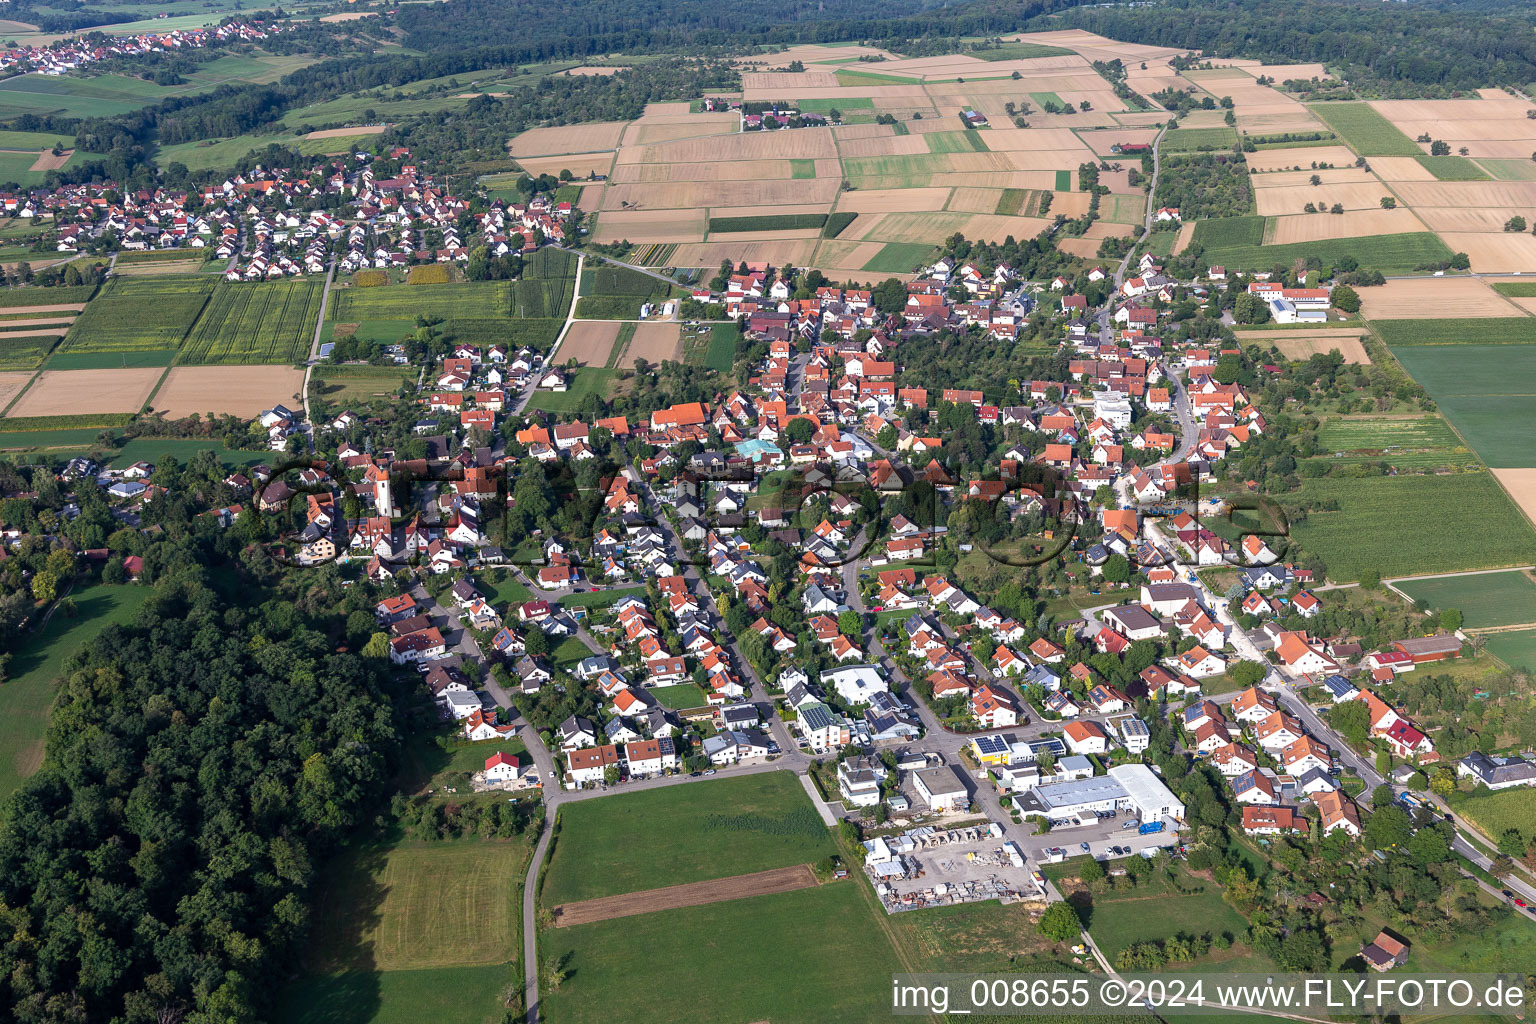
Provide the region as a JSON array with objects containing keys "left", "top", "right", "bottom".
[{"left": 552, "top": 864, "right": 818, "bottom": 927}]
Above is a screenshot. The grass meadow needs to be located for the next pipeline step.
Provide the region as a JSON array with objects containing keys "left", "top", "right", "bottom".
[
  {"left": 0, "top": 582, "right": 152, "bottom": 802},
  {"left": 1309, "top": 102, "right": 1422, "bottom": 156},
  {"left": 1388, "top": 342, "right": 1536, "bottom": 468},
  {"left": 1395, "top": 570, "right": 1536, "bottom": 627},
  {"left": 541, "top": 771, "right": 832, "bottom": 905},
  {"left": 1482, "top": 628, "right": 1536, "bottom": 671}
]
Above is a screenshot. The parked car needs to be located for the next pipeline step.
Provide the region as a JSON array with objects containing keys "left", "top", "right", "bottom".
[{"left": 1079, "top": 842, "right": 1091, "bottom": 852}]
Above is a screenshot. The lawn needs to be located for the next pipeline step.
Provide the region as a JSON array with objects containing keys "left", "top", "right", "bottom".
[
  {"left": 1055, "top": 169, "right": 1072, "bottom": 191},
  {"left": 701, "top": 322, "right": 736, "bottom": 372},
  {"left": 0, "top": 582, "right": 152, "bottom": 802},
  {"left": 1374, "top": 317, "right": 1536, "bottom": 346},
  {"left": 1191, "top": 215, "right": 1265, "bottom": 249},
  {"left": 0, "top": 427, "right": 116, "bottom": 450},
  {"left": 557, "top": 585, "right": 644, "bottom": 608},
  {"left": 275, "top": 964, "right": 510, "bottom": 1024},
  {"left": 1414, "top": 154, "right": 1488, "bottom": 180},
  {"left": 647, "top": 683, "right": 709, "bottom": 709},
  {"left": 107, "top": 438, "right": 270, "bottom": 469},
  {"left": 538, "top": 881, "right": 900, "bottom": 1024},
  {"left": 1309, "top": 102, "right": 1422, "bottom": 156},
  {"left": 475, "top": 569, "right": 533, "bottom": 609},
  {"left": 1482, "top": 628, "right": 1536, "bottom": 671},
  {"left": 312, "top": 364, "right": 414, "bottom": 404},
  {"left": 541, "top": 771, "right": 832, "bottom": 905},
  {"left": 1198, "top": 231, "right": 1452, "bottom": 274},
  {"left": 1395, "top": 570, "right": 1536, "bottom": 627},
  {"left": 1282, "top": 473, "right": 1536, "bottom": 580},
  {"left": 1161, "top": 127, "right": 1237, "bottom": 153},
  {"left": 1045, "top": 858, "right": 1269, "bottom": 969},
  {"left": 1448, "top": 785, "right": 1536, "bottom": 842},
  {"left": 1388, "top": 343, "right": 1536, "bottom": 468},
  {"left": 861, "top": 240, "right": 938, "bottom": 273},
  {"left": 523, "top": 366, "right": 614, "bottom": 413},
  {"left": 307, "top": 838, "right": 529, "bottom": 973}
]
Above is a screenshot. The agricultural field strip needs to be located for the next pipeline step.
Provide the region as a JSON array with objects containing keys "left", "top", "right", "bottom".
[{"left": 552, "top": 864, "right": 819, "bottom": 927}]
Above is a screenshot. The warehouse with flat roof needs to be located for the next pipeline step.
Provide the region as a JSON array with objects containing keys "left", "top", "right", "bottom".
[{"left": 1013, "top": 763, "right": 1185, "bottom": 824}]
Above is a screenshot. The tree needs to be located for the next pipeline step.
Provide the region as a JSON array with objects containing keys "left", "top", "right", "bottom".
[
  {"left": 524, "top": 628, "right": 549, "bottom": 657},
  {"left": 1439, "top": 608, "right": 1462, "bottom": 631},
  {"left": 1375, "top": 748, "right": 1392, "bottom": 775},
  {"left": 1309, "top": 174, "right": 1322, "bottom": 186},
  {"left": 1430, "top": 140, "right": 1451, "bottom": 156},
  {"left": 1497, "top": 828, "right": 1528, "bottom": 859},
  {"left": 1234, "top": 292, "right": 1270, "bottom": 325},
  {"left": 1506, "top": 216, "right": 1528, "bottom": 233},
  {"left": 31, "top": 570, "right": 56, "bottom": 603},
  {"left": 1037, "top": 901, "right": 1081, "bottom": 941},
  {"left": 838, "top": 610, "right": 862, "bottom": 638},
  {"left": 362, "top": 631, "right": 392, "bottom": 660},
  {"left": 1228, "top": 660, "right": 1266, "bottom": 688},
  {"left": 1380, "top": 196, "right": 1396, "bottom": 209},
  {"left": 1079, "top": 857, "right": 1105, "bottom": 884},
  {"left": 1102, "top": 554, "right": 1131, "bottom": 584},
  {"left": 783, "top": 417, "right": 815, "bottom": 445},
  {"left": 1331, "top": 284, "right": 1360, "bottom": 313},
  {"left": 603, "top": 763, "right": 621, "bottom": 785},
  {"left": 1365, "top": 804, "right": 1412, "bottom": 850},
  {"left": 1429, "top": 768, "right": 1456, "bottom": 796},
  {"left": 1329, "top": 700, "right": 1370, "bottom": 748}
]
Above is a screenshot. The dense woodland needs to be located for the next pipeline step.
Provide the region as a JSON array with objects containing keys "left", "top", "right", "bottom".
[{"left": 0, "top": 552, "right": 409, "bottom": 1023}]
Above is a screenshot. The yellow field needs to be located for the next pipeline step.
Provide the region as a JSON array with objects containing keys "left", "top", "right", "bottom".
[
  {"left": 0, "top": 371, "right": 33, "bottom": 410},
  {"left": 626, "top": 322, "right": 684, "bottom": 363},
  {"left": 600, "top": 178, "right": 839, "bottom": 210},
  {"left": 1438, "top": 232, "right": 1536, "bottom": 272},
  {"left": 1264, "top": 208, "right": 1427, "bottom": 243},
  {"left": 10, "top": 368, "right": 161, "bottom": 417},
  {"left": 591, "top": 209, "right": 707, "bottom": 244},
  {"left": 1491, "top": 469, "right": 1536, "bottom": 529},
  {"left": 150, "top": 365, "right": 306, "bottom": 418},
  {"left": 516, "top": 153, "right": 616, "bottom": 179},
  {"left": 1356, "top": 277, "right": 1526, "bottom": 319},
  {"left": 560, "top": 321, "right": 621, "bottom": 366},
  {"left": 1267, "top": 334, "right": 1371, "bottom": 363},
  {"left": 509, "top": 121, "right": 628, "bottom": 156},
  {"left": 1245, "top": 146, "right": 1360, "bottom": 173},
  {"left": 671, "top": 239, "right": 821, "bottom": 268},
  {"left": 1255, "top": 181, "right": 1393, "bottom": 216}
]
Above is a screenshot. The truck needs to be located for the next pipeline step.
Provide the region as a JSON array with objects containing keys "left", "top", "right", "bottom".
[{"left": 1138, "top": 820, "right": 1166, "bottom": 835}]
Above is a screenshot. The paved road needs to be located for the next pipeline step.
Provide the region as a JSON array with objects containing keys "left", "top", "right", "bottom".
[
  {"left": 301, "top": 258, "right": 336, "bottom": 429},
  {"left": 514, "top": 253, "right": 585, "bottom": 415}
]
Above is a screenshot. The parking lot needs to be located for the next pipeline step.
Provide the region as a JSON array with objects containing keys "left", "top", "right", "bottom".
[{"left": 1015, "top": 813, "right": 1181, "bottom": 865}]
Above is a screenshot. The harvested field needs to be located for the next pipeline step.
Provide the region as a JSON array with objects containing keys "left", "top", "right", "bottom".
[
  {"left": 575, "top": 183, "right": 604, "bottom": 209},
  {"left": 622, "top": 131, "right": 835, "bottom": 164},
  {"left": 1357, "top": 277, "right": 1524, "bottom": 319},
  {"left": 0, "top": 316, "right": 71, "bottom": 329},
  {"left": 1080, "top": 128, "right": 1159, "bottom": 156},
  {"left": 1369, "top": 156, "right": 1437, "bottom": 182},
  {"left": 559, "top": 321, "right": 621, "bottom": 366},
  {"left": 1393, "top": 180, "right": 1536, "bottom": 207},
  {"left": 947, "top": 187, "right": 1010, "bottom": 213},
  {"left": 1267, "top": 334, "right": 1371, "bottom": 363},
  {"left": 855, "top": 211, "right": 1050, "bottom": 244},
  {"left": 1244, "top": 145, "right": 1360, "bottom": 172},
  {"left": 149, "top": 365, "right": 304, "bottom": 418},
  {"left": 28, "top": 148, "right": 70, "bottom": 171},
  {"left": 833, "top": 123, "right": 895, "bottom": 140},
  {"left": 304, "top": 125, "right": 386, "bottom": 140},
  {"left": 0, "top": 303, "right": 85, "bottom": 315},
  {"left": 0, "top": 327, "right": 66, "bottom": 338},
  {"left": 601, "top": 178, "right": 839, "bottom": 211},
  {"left": 1438, "top": 232, "right": 1536, "bottom": 272},
  {"left": 1413, "top": 207, "right": 1536, "bottom": 233},
  {"left": 1171, "top": 221, "right": 1197, "bottom": 254},
  {"left": 706, "top": 203, "right": 832, "bottom": 221},
  {"left": 741, "top": 71, "right": 839, "bottom": 90},
  {"left": 810, "top": 238, "right": 886, "bottom": 271},
  {"left": 625, "top": 322, "right": 683, "bottom": 364},
  {"left": 1264, "top": 208, "right": 1427, "bottom": 243},
  {"left": 516, "top": 153, "right": 614, "bottom": 179},
  {"left": 836, "top": 187, "right": 951, "bottom": 213},
  {"left": 1057, "top": 237, "right": 1102, "bottom": 258},
  {"left": 980, "top": 127, "right": 1091, "bottom": 151},
  {"left": 623, "top": 114, "right": 739, "bottom": 145},
  {"left": 671, "top": 239, "right": 819, "bottom": 268},
  {"left": 707, "top": 227, "right": 823, "bottom": 242},
  {"left": 1492, "top": 469, "right": 1536, "bottom": 529},
  {"left": 509, "top": 121, "right": 627, "bottom": 157},
  {"left": 608, "top": 159, "right": 808, "bottom": 183},
  {"left": 837, "top": 134, "right": 928, "bottom": 158},
  {"left": 552, "top": 864, "right": 818, "bottom": 927},
  {"left": 590, "top": 209, "right": 706, "bottom": 244},
  {"left": 1254, "top": 180, "right": 1394, "bottom": 216},
  {"left": 9, "top": 367, "right": 160, "bottom": 417},
  {"left": 1253, "top": 166, "right": 1377, "bottom": 186},
  {"left": 0, "top": 371, "right": 32, "bottom": 410}
]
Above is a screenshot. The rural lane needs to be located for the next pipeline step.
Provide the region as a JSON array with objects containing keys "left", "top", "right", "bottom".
[{"left": 513, "top": 253, "right": 584, "bottom": 415}]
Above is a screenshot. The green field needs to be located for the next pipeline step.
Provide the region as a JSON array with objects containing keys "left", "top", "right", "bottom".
[
  {"left": 1198, "top": 231, "right": 1451, "bottom": 274},
  {"left": 1029, "top": 91, "right": 1066, "bottom": 108},
  {"left": 836, "top": 68, "right": 921, "bottom": 87},
  {"left": 0, "top": 427, "right": 112, "bottom": 450},
  {"left": 796, "top": 97, "right": 873, "bottom": 113},
  {"left": 1313, "top": 414, "right": 1476, "bottom": 470},
  {"left": 1492, "top": 282, "right": 1536, "bottom": 297},
  {"left": 276, "top": 964, "right": 510, "bottom": 1024},
  {"left": 523, "top": 366, "right": 614, "bottom": 412},
  {"left": 1161, "top": 127, "right": 1238, "bottom": 153},
  {"left": 1482, "top": 628, "right": 1536, "bottom": 671},
  {"left": 1388, "top": 343, "right": 1536, "bottom": 468},
  {"left": 0, "top": 57, "right": 313, "bottom": 121},
  {"left": 702, "top": 322, "right": 736, "bottom": 372},
  {"left": 708, "top": 213, "right": 828, "bottom": 233},
  {"left": 1449, "top": 787, "right": 1536, "bottom": 842},
  {"left": 1475, "top": 158, "right": 1536, "bottom": 182},
  {"left": 1191, "top": 215, "right": 1265, "bottom": 249},
  {"left": 789, "top": 158, "right": 817, "bottom": 178},
  {"left": 107, "top": 438, "right": 270, "bottom": 469},
  {"left": 313, "top": 364, "right": 414, "bottom": 404},
  {"left": 0, "top": 284, "right": 95, "bottom": 307},
  {"left": 539, "top": 882, "right": 899, "bottom": 1024},
  {"left": 1101, "top": 193, "right": 1147, "bottom": 224},
  {"left": 973, "top": 41, "right": 1074, "bottom": 60},
  {"left": 330, "top": 280, "right": 511, "bottom": 321},
  {"left": 542, "top": 772, "right": 832, "bottom": 905},
  {"left": 508, "top": 247, "right": 578, "bottom": 319},
  {"left": 0, "top": 582, "right": 152, "bottom": 802},
  {"left": 1309, "top": 102, "right": 1422, "bottom": 156},
  {"left": 1055, "top": 169, "right": 1072, "bottom": 191},
  {"left": 1284, "top": 473, "right": 1536, "bottom": 580},
  {"left": 1414, "top": 154, "right": 1488, "bottom": 180},
  {"left": 1375, "top": 317, "right": 1536, "bottom": 346},
  {"left": 0, "top": 413, "right": 131, "bottom": 432},
  {"left": 178, "top": 278, "right": 324, "bottom": 364},
  {"left": 1395, "top": 570, "right": 1536, "bottom": 628},
  {"left": 61, "top": 275, "right": 214, "bottom": 353},
  {"left": 0, "top": 332, "right": 57, "bottom": 370},
  {"left": 45, "top": 348, "right": 178, "bottom": 370},
  {"left": 647, "top": 683, "right": 709, "bottom": 709},
  {"left": 573, "top": 264, "right": 676, "bottom": 319},
  {"left": 926, "top": 130, "right": 988, "bottom": 154},
  {"left": 861, "top": 240, "right": 938, "bottom": 273}
]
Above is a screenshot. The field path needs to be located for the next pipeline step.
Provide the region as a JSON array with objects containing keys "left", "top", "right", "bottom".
[
  {"left": 551, "top": 864, "right": 819, "bottom": 927},
  {"left": 301, "top": 258, "right": 336, "bottom": 429}
]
